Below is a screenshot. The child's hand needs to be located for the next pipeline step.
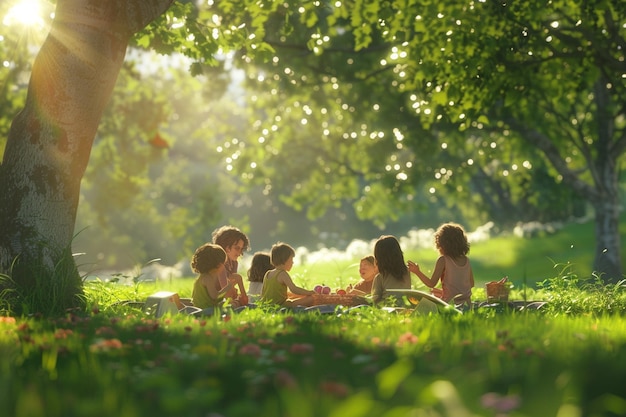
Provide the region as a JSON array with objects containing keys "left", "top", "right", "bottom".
[
  {"left": 228, "top": 273, "right": 243, "bottom": 285},
  {"left": 407, "top": 260, "right": 420, "bottom": 274},
  {"left": 225, "top": 287, "right": 238, "bottom": 300},
  {"left": 431, "top": 287, "right": 443, "bottom": 298}
]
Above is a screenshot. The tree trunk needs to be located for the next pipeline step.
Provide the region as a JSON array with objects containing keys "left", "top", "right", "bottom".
[
  {"left": 0, "top": 0, "right": 173, "bottom": 315},
  {"left": 591, "top": 196, "right": 622, "bottom": 283}
]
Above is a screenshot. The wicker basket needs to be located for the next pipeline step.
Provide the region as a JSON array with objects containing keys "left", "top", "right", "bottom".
[
  {"left": 486, "top": 280, "right": 510, "bottom": 302},
  {"left": 311, "top": 293, "right": 368, "bottom": 307}
]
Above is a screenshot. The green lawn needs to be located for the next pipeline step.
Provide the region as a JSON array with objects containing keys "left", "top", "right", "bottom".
[
  {"left": 2, "top": 301, "right": 626, "bottom": 417},
  {"left": 3, "top": 214, "right": 626, "bottom": 417}
]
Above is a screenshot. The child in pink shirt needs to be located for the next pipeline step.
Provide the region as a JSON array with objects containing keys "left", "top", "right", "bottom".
[{"left": 408, "top": 222, "right": 475, "bottom": 306}]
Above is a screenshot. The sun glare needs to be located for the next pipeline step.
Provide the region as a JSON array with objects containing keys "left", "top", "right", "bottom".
[{"left": 4, "top": 0, "right": 45, "bottom": 27}]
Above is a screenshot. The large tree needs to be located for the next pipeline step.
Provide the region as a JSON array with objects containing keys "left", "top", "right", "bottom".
[
  {"left": 354, "top": 0, "right": 626, "bottom": 281},
  {"left": 215, "top": 0, "right": 625, "bottom": 281},
  {"left": 0, "top": 0, "right": 175, "bottom": 314}
]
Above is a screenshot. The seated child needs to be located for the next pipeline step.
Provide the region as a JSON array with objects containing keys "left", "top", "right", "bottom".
[
  {"left": 347, "top": 255, "right": 378, "bottom": 295},
  {"left": 247, "top": 251, "right": 272, "bottom": 302},
  {"left": 371, "top": 235, "right": 412, "bottom": 304},
  {"left": 408, "top": 222, "right": 475, "bottom": 306},
  {"left": 260, "top": 242, "right": 315, "bottom": 307},
  {"left": 191, "top": 243, "right": 245, "bottom": 314}
]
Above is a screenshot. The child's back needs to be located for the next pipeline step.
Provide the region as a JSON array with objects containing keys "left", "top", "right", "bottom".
[
  {"left": 440, "top": 255, "right": 472, "bottom": 304},
  {"left": 260, "top": 269, "right": 288, "bottom": 305}
]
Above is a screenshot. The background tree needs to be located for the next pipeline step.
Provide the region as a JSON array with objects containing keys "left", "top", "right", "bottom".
[{"left": 215, "top": 0, "right": 624, "bottom": 281}]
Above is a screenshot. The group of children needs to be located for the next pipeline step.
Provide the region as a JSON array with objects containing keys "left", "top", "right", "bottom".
[{"left": 190, "top": 222, "right": 475, "bottom": 314}]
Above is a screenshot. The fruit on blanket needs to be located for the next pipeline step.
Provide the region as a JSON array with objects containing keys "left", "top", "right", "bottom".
[
  {"left": 314, "top": 285, "right": 323, "bottom": 294},
  {"left": 336, "top": 289, "right": 347, "bottom": 295},
  {"left": 321, "top": 286, "right": 331, "bottom": 294}
]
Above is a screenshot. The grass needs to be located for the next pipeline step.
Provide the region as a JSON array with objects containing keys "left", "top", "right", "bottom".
[
  {"left": 2, "top": 217, "right": 626, "bottom": 417},
  {"left": 2, "top": 291, "right": 626, "bottom": 417}
]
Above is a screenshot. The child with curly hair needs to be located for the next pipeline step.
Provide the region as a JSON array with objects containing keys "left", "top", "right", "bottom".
[
  {"left": 191, "top": 243, "right": 245, "bottom": 314},
  {"left": 212, "top": 225, "right": 250, "bottom": 299},
  {"left": 408, "top": 222, "right": 475, "bottom": 306}
]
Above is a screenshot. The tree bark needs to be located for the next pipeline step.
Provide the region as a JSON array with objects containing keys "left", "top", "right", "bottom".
[
  {"left": 0, "top": 0, "right": 173, "bottom": 314},
  {"left": 591, "top": 196, "right": 622, "bottom": 283}
]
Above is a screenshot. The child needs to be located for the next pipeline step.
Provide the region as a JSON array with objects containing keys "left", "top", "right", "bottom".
[
  {"left": 212, "top": 225, "right": 250, "bottom": 298},
  {"left": 408, "top": 222, "right": 475, "bottom": 306},
  {"left": 191, "top": 243, "right": 245, "bottom": 314},
  {"left": 260, "top": 242, "right": 315, "bottom": 307},
  {"left": 371, "top": 235, "right": 412, "bottom": 304},
  {"left": 347, "top": 255, "right": 378, "bottom": 295},
  {"left": 247, "top": 251, "right": 272, "bottom": 302}
]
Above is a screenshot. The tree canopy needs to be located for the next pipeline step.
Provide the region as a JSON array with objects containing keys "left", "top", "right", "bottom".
[{"left": 191, "top": 0, "right": 625, "bottom": 279}]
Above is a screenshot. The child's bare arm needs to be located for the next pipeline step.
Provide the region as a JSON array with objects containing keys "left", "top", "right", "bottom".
[
  {"left": 280, "top": 272, "right": 314, "bottom": 295},
  {"left": 408, "top": 257, "right": 444, "bottom": 288},
  {"left": 228, "top": 274, "right": 246, "bottom": 295}
]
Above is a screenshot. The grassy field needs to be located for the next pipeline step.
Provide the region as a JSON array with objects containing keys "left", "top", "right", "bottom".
[
  {"left": 2, "top": 216, "right": 626, "bottom": 417},
  {"left": 2, "top": 289, "right": 626, "bottom": 417}
]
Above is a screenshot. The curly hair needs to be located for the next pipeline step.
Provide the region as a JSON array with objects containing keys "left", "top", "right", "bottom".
[
  {"left": 434, "top": 222, "right": 470, "bottom": 258},
  {"left": 374, "top": 235, "right": 408, "bottom": 278},
  {"left": 211, "top": 225, "right": 250, "bottom": 251},
  {"left": 247, "top": 252, "right": 272, "bottom": 282},
  {"left": 270, "top": 242, "right": 295, "bottom": 267},
  {"left": 190, "top": 243, "right": 226, "bottom": 274}
]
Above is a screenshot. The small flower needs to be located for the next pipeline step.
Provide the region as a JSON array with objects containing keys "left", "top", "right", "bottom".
[
  {"left": 0, "top": 317, "right": 16, "bottom": 325},
  {"left": 95, "top": 326, "right": 115, "bottom": 336},
  {"left": 481, "top": 392, "right": 521, "bottom": 414},
  {"left": 90, "top": 338, "right": 123, "bottom": 352},
  {"left": 239, "top": 343, "right": 262, "bottom": 358},
  {"left": 320, "top": 381, "right": 350, "bottom": 398},
  {"left": 396, "top": 331, "right": 419, "bottom": 346},
  {"left": 274, "top": 370, "right": 297, "bottom": 389},
  {"left": 289, "top": 343, "right": 314, "bottom": 354},
  {"left": 54, "top": 329, "right": 73, "bottom": 339}
]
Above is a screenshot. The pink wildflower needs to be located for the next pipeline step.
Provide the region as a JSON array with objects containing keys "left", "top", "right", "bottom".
[
  {"left": 396, "top": 332, "right": 419, "bottom": 346},
  {"left": 320, "top": 381, "right": 350, "bottom": 398},
  {"left": 289, "top": 343, "right": 314, "bottom": 354},
  {"left": 90, "top": 338, "right": 123, "bottom": 352},
  {"left": 54, "top": 329, "right": 73, "bottom": 339},
  {"left": 274, "top": 370, "right": 297, "bottom": 389},
  {"left": 239, "top": 343, "right": 262, "bottom": 358},
  {"left": 481, "top": 392, "right": 521, "bottom": 413},
  {"left": 95, "top": 326, "right": 115, "bottom": 336}
]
